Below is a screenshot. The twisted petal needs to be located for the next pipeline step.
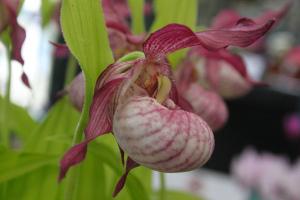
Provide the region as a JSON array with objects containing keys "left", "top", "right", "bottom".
[
  {"left": 1, "top": 0, "right": 30, "bottom": 88},
  {"left": 59, "top": 78, "right": 124, "bottom": 180},
  {"left": 143, "top": 20, "right": 274, "bottom": 60},
  {"left": 112, "top": 157, "right": 139, "bottom": 197},
  {"left": 113, "top": 96, "right": 214, "bottom": 172},
  {"left": 211, "top": 2, "right": 291, "bottom": 51}
]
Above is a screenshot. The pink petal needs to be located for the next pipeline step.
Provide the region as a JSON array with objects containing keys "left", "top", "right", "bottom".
[
  {"left": 143, "top": 24, "right": 201, "bottom": 60},
  {"left": 59, "top": 78, "right": 125, "bottom": 180},
  {"left": 112, "top": 157, "right": 139, "bottom": 197},
  {"left": 196, "top": 19, "right": 274, "bottom": 50}
]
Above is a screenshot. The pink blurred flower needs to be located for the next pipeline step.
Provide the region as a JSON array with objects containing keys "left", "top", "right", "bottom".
[
  {"left": 283, "top": 114, "right": 300, "bottom": 139},
  {"left": 232, "top": 148, "right": 300, "bottom": 200}
]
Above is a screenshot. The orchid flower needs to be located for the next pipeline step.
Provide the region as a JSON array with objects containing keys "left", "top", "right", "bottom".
[
  {"left": 54, "top": 0, "right": 145, "bottom": 59},
  {"left": 211, "top": 1, "right": 291, "bottom": 52},
  {"left": 189, "top": 46, "right": 255, "bottom": 99},
  {"left": 60, "top": 20, "right": 274, "bottom": 196},
  {"left": 0, "top": 0, "right": 30, "bottom": 88},
  {"left": 231, "top": 148, "right": 300, "bottom": 200},
  {"left": 102, "top": 0, "right": 145, "bottom": 59},
  {"left": 175, "top": 57, "right": 228, "bottom": 131}
]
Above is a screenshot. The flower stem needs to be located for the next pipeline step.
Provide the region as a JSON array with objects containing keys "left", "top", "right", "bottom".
[
  {"left": 159, "top": 172, "right": 166, "bottom": 200},
  {"left": 1, "top": 48, "right": 12, "bottom": 148},
  {"left": 63, "top": 73, "right": 93, "bottom": 200}
]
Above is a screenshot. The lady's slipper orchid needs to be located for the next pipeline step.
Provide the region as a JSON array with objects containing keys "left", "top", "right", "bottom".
[
  {"left": 0, "top": 0, "right": 30, "bottom": 88},
  {"left": 60, "top": 20, "right": 275, "bottom": 196},
  {"left": 189, "top": 47, "right": 254, "bottom": 99},
  {"left": 102, "top": 0, "right": 145, "bottom": 59}
]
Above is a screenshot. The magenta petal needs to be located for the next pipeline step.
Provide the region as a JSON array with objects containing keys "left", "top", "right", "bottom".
[
  {"left": 143, "top": 24, "right": 201, "bottom": 60},
  {"left": 112, "top": 157, "right": 139, "bottom": 197},
  {"left": 143, "top": 20, "right": 274, "bottom": 60},
  {"left": 59, "top": 140, "right": 89, "bottom": 180},
  {"left": 196, "top": 19, "right": 274, "bottom": 49},
  {"left": 85, "top": 78, "right": 125, "bottom": 136}
]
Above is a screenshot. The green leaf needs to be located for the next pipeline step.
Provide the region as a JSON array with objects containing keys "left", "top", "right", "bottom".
[
  {"left": 60, "top": 0, "right": 114, "bottom": 86},
  {"left": 41, "top": 0, "right": 58, "bottom": 27},
  {"left": 150, "top": 0, "right": 198, "bottom": 67},
  {"left": 0, "top": 151, "right": 58, "bottom": 183},
  {"left": 128, "top": 0, "right": 145, "bottom": 34},
  {"left": 89, "top": 135, "right": 150, "bottom": 200},
  {"left": 73, "top": 152, "right": 107, "bottom": 200},
  {"left": 0, "top": 96, "right": 38, "bottom": 143},
  {"left": 3, "top": 165, "right": 65, "bottom": 200},
  {"left": 24, "top": 97, "right": 79, "bottom": 155}
]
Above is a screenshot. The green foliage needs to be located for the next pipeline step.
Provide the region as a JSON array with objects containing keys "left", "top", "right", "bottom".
[
  {"left": 150, "top": 0, "right": 198, "bottom": 67},
  {"left": 0, "top": 1, "right": 208, "bottom": 200},
  {"left": 41, "top": 0, "right": 58, "bottom": 27},
  {"left": 24, "top": 97, "right": 79, "bottom": 155},
  {"left": 60, "top": 0, "right": 114, "bottom": 85},
  {"left": 128, "top": 0, "right": 145, "bottom": 34},
  {"left": 0, "top": 96, "right": 38, "bottom": 144}
]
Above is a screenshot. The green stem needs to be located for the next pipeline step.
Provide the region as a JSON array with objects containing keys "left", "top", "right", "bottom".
[
  {"left": 64, "top": 55, "right": 77, "bottom": 87},
  {"left": 64, "top": 74, "right": 93, "bottom": 200},
  {"left": 1, "top": 48, "right": 12, "bottom": 148},
  {"left": 159, "top": 172, "right": 166, "bottom": 200}
]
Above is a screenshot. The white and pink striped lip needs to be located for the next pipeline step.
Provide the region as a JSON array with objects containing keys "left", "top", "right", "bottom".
[{"left": 113, "top": 96, "right": 215, "bottom": 172}]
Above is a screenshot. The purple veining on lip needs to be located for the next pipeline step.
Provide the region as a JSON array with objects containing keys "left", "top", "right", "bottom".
[{"left": 113, "top": 96, "right": 214, "bottom": 172}]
